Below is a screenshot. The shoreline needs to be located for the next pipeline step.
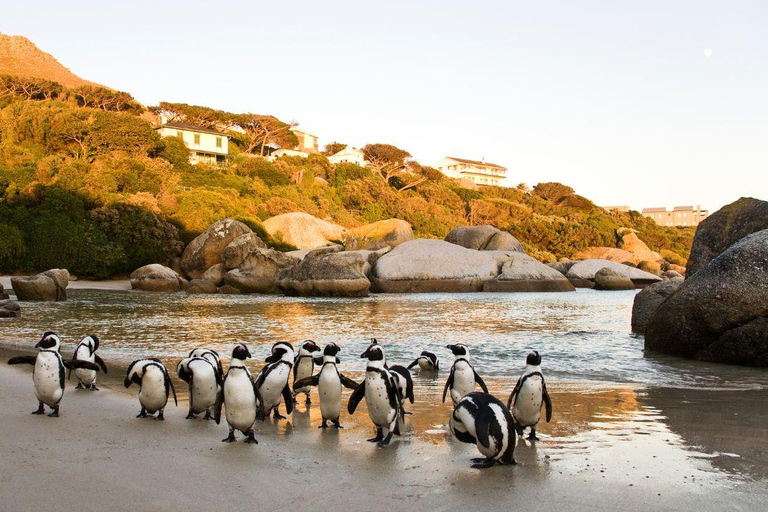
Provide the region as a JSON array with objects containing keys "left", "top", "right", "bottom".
[{"left": 1, "top": 275, "right": 132, "bottom": 291}]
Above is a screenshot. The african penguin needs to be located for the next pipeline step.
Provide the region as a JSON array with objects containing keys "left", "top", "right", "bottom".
[
  {"left": 293, "top": 342, "right": 359, "bottom": 428},
  {"left": 124, "top": 358, "right": 177, "bottom": 420},
  {"left": 8, "top": 332, "right": 101, "bottom": 417},
  {"left": 293, "top": 340, "right": 320, "bottom": 405},
  {"left": 177, "top": 356, "right": 222, "bottom": 420},
  {"left": 507, "top": 350, "right": 552, "bottom": 440},
  {"left": 407, "top": 350, "right": 439, "bottom": 372},
  {"left": 72, "top": 335, "right": 108, "bottom": 390},
  {"left": 388, "top": 364, "right": 414, "bottom": 429},
  {"left": 348, "top": 341, "right": 401, "bottom": 447},
  {"left": 443, "top": 344, "right": 488, "bottom": 405},
  {"left": 188, "top": 348, "right": 223, "bottom": 377},
  {"left": 450, "top": 392, "right": 517, "bottom": 469},
  {"left": 254, "top": 342, "right": 294, "bottom": 420},
  {"left": 214, "top": 343, "right": 264, "bottom": 443}
]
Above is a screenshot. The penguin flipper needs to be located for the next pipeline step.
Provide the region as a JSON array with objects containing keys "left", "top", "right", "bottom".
[
  {"left": 339, "top": 373, "right": 359, "bottom": 390},
  {"left": 293, "top": 375, "right": 319, "bottom": 391},
  {"left": 63, "top": 360, "right": 101, "bottom": 371},
  {"left": 177, "top": 363, "right": 192, "bottom": 384},
  {"left": 473, "top": 370, "right": 489, "bottom": 394},
  {"left": 407, "top": 359, "right": 418, "bottom": 370},
  {"left": 442, "top": 367, "right": 455, "bottom": 403},
  {"left": 348, "top": 381, "right": 366, "bottom": 414},
  {"left": 507, "top": 377, "right": 522, "bottom": 409},
  {"left": 214, "top": 387, "right": 224, "bottom": 425},
  {"left": 166, "top": 370, "right": 178, "bottom": 407},
  {"left": 8, "top": 356, "right": 37, "bottom": 366},
  {"left": 94, "top": 354, "right": 108, "bottom": 374},
  {"left": 282, "top": 384, "right": 294, "bottom": 415},
  {"left": 475, "top": 406, "right": 495, "bottom": 450},
  {"left": 542, "top": 380, "right": 553, "bottom": 422}
]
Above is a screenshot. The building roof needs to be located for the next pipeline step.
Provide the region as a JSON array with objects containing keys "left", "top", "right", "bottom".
[
  {"left": 446, "top": 157, "right": 506, "bottom": 170},
  {"left": 642, "top": 207, "right": 667, "bottom": 213},
  {"left": 158, "top": 121, "right": 226, "bottom": 136},
  {"left": 673, "top": 206, "right": 694, "bottom": 211}
]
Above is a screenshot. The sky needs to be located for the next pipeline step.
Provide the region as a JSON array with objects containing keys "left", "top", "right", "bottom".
[{"left": 2, "top": 1, "right": 766, "bottom": 213}]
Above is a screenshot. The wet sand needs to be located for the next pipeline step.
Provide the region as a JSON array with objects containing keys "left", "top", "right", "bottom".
[{"left": 1, "top": 353, "right": 766, "bottom": 512}]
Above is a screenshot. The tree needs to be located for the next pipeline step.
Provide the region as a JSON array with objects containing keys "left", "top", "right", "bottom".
[
  {"left": 230, "top": 114, "right": 297, "bottom": 156},
  {"left": 532, "top": 182, "right": 575, "bottom": 203},
  {"left": 150, "top": 102, "right": 224, "bottom": 129},
  {"left": 361, "top": 143, "right": 425, "bottom": 192},
  {"left": 0, "top": 75, "right": 63, "bottom": 101},
  {"left": 71, "top": 86, "right": 142, "bottom": 113},
  {"left": 323, "top": 142, "right": 346, "bottom": 155}
]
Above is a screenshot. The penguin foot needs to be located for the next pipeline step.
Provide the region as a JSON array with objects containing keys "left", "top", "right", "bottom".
[
  {"left": 75, "top": 383, "right": 84, "bottom": 390},
  {"left": 527, "top": 432, "right": 539, "bottom": 441},
  {"left": 157, "top": 412, "right": 165, "bottom": 421},
  {"left": 89, "top": 384, "right": 99, "bottom": 391},
  {"left": 222, "top": 432, "right": 236, "bottom": 443},
  {"left": 333, "top": 421, "right": 343, "bottom": 429},
  {"left": 470, "top": 458, "right": 496, "bottom": 469},
  {"left": 203, "top": 412, "right": 212, "bottom": 421},
  {"left": 32, "top": 403, "right": 45, "bottom": 415},
  {"left": 186, "top": 412, "right": 195, "bottom": 419},
  {"left": 377, "top": 432, "right": 394, "bottom": 448},
  {"left": 318, "top": 421, "right": 328, "bottom": 429},
  {"left": 48, "top": 407, "right": 59, "bottom": 418},
  {"left": 244, "top": 431, "right": 259, "bottom": 444},
  {"left": 305, "top": 396, "right": 311, "bottom": 405},
  {"left": 273, "top": 412, "right": 286, "bottom": 420},
  {"left": 136, "top": 412, "right": 147, "bottom": 418}
]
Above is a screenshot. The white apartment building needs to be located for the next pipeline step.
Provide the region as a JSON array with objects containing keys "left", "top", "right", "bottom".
[{"left": 434, "top": 156, "right": 507, "bottom": 186}]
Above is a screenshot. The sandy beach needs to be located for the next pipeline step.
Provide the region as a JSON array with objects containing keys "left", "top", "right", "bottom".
[
  {"left": 1, "top": 350, "right": 766, "bottom": 512},
  {"left": 1, "top": 276, "right": 131, "bottom": 292}
]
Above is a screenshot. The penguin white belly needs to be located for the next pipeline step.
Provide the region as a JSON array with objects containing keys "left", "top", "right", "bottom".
[
  {"left": 139, "top": 368, "right": 167, "bottom": 413},
  {"left": 294, "top": 358, "right": 314, "bottom": 395},
  {"left": 513, "top": 377, "right": 543, "bottom": 428},
  {"left": 34, "top": 352, "right": 62, "bottom": 407},
  {"left": 450, "top": 363, "right": 475, "bottom": 404},
  {"left": 74, "top": 347, "right": 97, "bottom": 385},
  {"left": 225, "top": 373, "right": 257, "bottom": 431},
  {"left": 318, "top": 366, "right": 342, "bottom": 420},
  {"left": 260, "top": 365, "right": 290, "bottom": 410},
  {"left": 189, "top": 361, "right": 217, "bottom": 413},
  {"left": 365, "top": 374, "right": 396, "bottom": 428}
]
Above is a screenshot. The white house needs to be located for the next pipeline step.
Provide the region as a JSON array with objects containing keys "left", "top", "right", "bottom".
[
  {"left": 291, "top": 127, "right": 319, "bottom": 153},
  {"left": 328, "top": 145, "right": 367, "bottom": 167},
  {"left": 434, "top": 156, "right": 507, "bottom": 186},
  {"left": 156, "top": 121, "right": 228, "bottom": 166}
]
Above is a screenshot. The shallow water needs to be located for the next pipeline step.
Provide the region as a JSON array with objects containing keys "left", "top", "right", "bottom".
[{"left": 1, "top": 288, "right": 767, "bottom": 390}]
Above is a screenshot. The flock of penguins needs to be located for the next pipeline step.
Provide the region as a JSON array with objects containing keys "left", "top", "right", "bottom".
[{"left": 8, "top": 332, "right": 553, "bottom": 469}]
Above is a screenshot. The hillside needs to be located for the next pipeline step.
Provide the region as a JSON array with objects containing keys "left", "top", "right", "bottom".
[{"left": 0, "top": 33, "right": 102, "bottom": 88}]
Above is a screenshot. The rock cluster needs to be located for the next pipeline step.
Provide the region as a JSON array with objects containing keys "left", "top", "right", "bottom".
[
  {"left": 0, "top": 299, "right": 21, "bottom": 318},
  {"left": 631, "top": 278, "right": 682, "bottom": 334},
  {"left": 11, "top": 269, "right": 69, "bottom": 301},
  {"left": 180, "top": 219, "right": 252, "bottom": 279},
  {"left": 445, "top": 225, "right": 525, "bottom": 253},
  {"left": 554, "top": 259, "right": 661, "bottom": 288},
  {"left": 263, "top": 212, "right": 345, "bottom": 250}
]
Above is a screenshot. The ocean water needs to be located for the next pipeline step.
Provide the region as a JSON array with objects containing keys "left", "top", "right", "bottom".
[{"left": 1, "top": 288, "right": 766, "bottom": 390}]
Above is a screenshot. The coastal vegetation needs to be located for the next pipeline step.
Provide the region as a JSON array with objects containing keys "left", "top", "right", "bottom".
[{"left": 0, "top": 74, "right": 693, "bottom": 278}]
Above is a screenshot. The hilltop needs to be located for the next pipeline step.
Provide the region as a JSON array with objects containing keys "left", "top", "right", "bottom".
[{"left": 0, "top": 33, "right": 102, "bottom": 88}]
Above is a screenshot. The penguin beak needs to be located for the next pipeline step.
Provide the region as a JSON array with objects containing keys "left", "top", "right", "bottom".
[
  {"left": 265, "top": 353, "right": 278, "bottom": 363},
  {"left": 360, "top": 348, "right": 370, "bottom": 359},
  {"left": 123, "top": 378, "right": 132, "bottom": 388},
  {"left": 245, "top": 348, "right": 252, "bottom": 359}
]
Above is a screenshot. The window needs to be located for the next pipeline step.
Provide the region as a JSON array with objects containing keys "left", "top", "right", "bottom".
[
  {"left": 176, "top": 131, "right": 183, "bottom": 138},
  {"left": 194, "top": 134, "right": 201, "bottom": 145},
  {"left": 216, "top": 137, "right": 222, "bottom": 148}
]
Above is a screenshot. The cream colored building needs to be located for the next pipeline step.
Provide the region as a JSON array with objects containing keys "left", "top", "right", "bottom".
[
  {"left": 291, "top": 128, "right": 319, "bottom": 153},
  {"left": 156, "top": 122, "right": 228, "bottom": 166},
  {"left": 328, "top": 145, "right": 367, "bottom": 167},
  {"left": 641, "top": 206, "right": 709, "bottom": 227},
  {"left": 602, "top": 205, "right": 631, "bottom": 213},
  {"left": 434, "top": 156, "right": 507, "bottom": 186}
]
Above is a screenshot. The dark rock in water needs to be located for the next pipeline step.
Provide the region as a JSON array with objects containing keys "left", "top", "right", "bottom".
[
  {"left": 0, "top": 299, "right": 21, "bottom": 318},
  {"left": 11, "top": 269, "right": 69, "bottom": 301},
  {"left": 483, "top": 253, "right": 575, "bottom": 292},
  {"left": 445, "top": 225, "right": 525, "bottom": 253},
  {"left": 130, "top": 264, "right": 185, "bottom": 292},
  {"left": 594, "top": 268, "right": 635, "bottom": 291},
  {"left": 631, "top": 279, "right": 682, "bottom": 334},
  {"left": 181, "top": 219, "right": 252, "bottom": 279},
  {"left": 565, "top": 259, "right": 661, "bottom": 288},
  {"left": 0, "top": 283, "right": 8, "bottom": 300},
  {"left": 217, "top": 285, "right": 241, "bottom": 295},
  {"left": 222, "top": 248, "right": 299, "bottom": 294},
  {"left": 686, "top": 197, "right": 768, "bottom": 278},
  {"left": 186, "top": 279, "right": 218, "bottom": 294},
  {"left": 645, "top": 229, "right": 768, "bottom": 366}
]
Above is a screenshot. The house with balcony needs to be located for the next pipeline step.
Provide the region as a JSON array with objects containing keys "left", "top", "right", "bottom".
[
  {"left": 156, "top": 121, "right": 228, "bottom": 166},
  {"left": 641, "top": 206, "right": 709, "bottom": 227},
  {"left": 434, "top": 156, "right": 507, "bottom": 186}
]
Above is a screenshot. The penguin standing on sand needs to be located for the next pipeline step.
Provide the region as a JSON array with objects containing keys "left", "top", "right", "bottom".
[
  {"left": 124, "top": 358, "right": 177, "bottom": 420},
  {"left": 407, "top": 351, "right": 439, "bottom": 372},
  {"left": 450, "top": 391, "right": 517, "bottom": 469},
  {"left": 72, "top": 335, "right": 108, "bottom": 391},
  {"left": 215, "top": 344, "right": 264, "bottom": 443},
  {"left": 8, "top": 332, "right": 101, "bottom": 417},
  {"left": 348, "top": 341, "right": 401, "bottom": 447},
  {"left": 188, "top": 348, "right": 223, "bottom": 377},
  {"left": 507, "top": 350, "right": 552, "bottom": 440},
  {"left": 293, "top": 343, "right": 359, "bottom": 428},
  {"left": 293, "top": 340, "right": 320, "bottom": 404},
  {"left": 388, "top": 364, "right": 414, "bottom": 423},
  {"left": 177, "top": 356, "right": 222, "bottom": 420},
  {"left": 254, "top": 342, "right": 295, "bottom": 420},
  {"left": 443, "top": 344, "right": 488, "bottom": 405}
]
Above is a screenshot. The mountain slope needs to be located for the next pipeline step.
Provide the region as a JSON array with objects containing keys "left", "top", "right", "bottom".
[{"left": 0, "top": 32, "right": 103, "bottom": 88}]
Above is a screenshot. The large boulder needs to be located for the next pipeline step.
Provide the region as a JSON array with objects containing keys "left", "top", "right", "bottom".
[
  {"left": 547, "top": 260, "right": 577, "bottom": 275},
  {"left": 644, "top": 229, "right": 768, "bottom": 366},
  {"left": 130, "top": 264, "right": 186, "bottom": 292},
  {"left": 0, "top": 299, "right": 21, "bottom": 318},
  {"left": 483, "top": 253, "right": 575, "bottom": 292},
  {"left": 631, "top": 279, "right": 683, "bottom": 334},
  {"left": 686, "top": 197, "right": 768, "bottom": 278},
  {"left": 186, "top": 279, "right": 218, "bottom": 295},
  {"left": 370, "top": 239, "right": 505, "bottom": 293},
  {"left": 221, "top": 233, "right": 267, "bottom": 269},
  {"left": 278, "top": 247, "right": 389, "bottom": 297},
  {"left": 180, "top": 219, "right": 252, "bottom": 279},
  {"left": 571, "top": 247, "right": 638, "bottom": 265},
  {"left": 263, "top": 212, "right": 345, "bottom": 250},
  {"left": 617, "top": 228, "right": 661, "bottom": 262},
  {"left": 11, "top": 268, "right": 69, "bottom": 302},
  {"left": 0, "top": 283, "right": 9, "bottom": 300},
  {"left": 637, "top": 260, "right": 661, "bottom": 276},
  {"left": 200, "top": 263, "right": 227, "bottom": 287},
  {"left": 222, "top": 248, "right": 300, "bottom": 294},
  {"left": 445, "top": 225, "right": 525, "bottom": 253},
  {"left": 343, "top": 219, "right": 413, "bottom": 251},
  {"left": 594, "top": 268, "right": 635, "bottom": 291},
  {"left": 565, "top": 259, "right": 662, "bottom": 288}
]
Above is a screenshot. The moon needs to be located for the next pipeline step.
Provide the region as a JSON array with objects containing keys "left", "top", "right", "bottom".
[{"left": 704, "top": 48, "right": 713, "bottom": 58}]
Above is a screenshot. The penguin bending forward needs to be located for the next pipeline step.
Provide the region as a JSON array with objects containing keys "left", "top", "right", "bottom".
[
  {"left": 450, "top": 392, "right": 517, "bottom": 469},
  {"left": 177, "top": 356, "right": 222, "bottom": 420},
  {"left": 443, "top": 344, "right": 488, "bottom": 405},
  {"left": 293, "top": 342, "right": 359, "bottom": 428},
  {"left": 507, "top": 350, "right": 552, "bottom": 440},
  {"left": 388, "top": 364, "right": 414, "bottom": 422},
  {"left": 124, "top": 358, "right": 177, "bottom": 420},
  {"left": 254, "top": 342, "right": 294, "bottom": 420},
  {"left": 8, "top": 332, "right": 102, "bottom": 417},
  {"left": 72, "top": 335, "right": 108, "bottom": 390},
  {"left": 188, "top": 348, "right": 223, "bottom": 377},
  {"left": 407, "top": 351, "right": 439, "bottom": 372},
  {"left": 348, "top": 341, "right": 401, "bottom": 447},
  {"left": 215, "top": 344, "right": 265, "bottom": 443},
  {"left": 293, "top": 340, "right": 320, "bottom": 405}
]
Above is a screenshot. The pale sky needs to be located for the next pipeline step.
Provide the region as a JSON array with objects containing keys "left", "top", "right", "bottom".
[{"left": 2, "top": 1, "right": 767, "bottom": 213}]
